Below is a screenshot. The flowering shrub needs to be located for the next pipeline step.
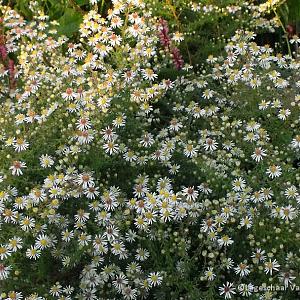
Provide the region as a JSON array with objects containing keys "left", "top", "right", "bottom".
[{"left": 0, "top": 0, "right": 300, "bottom": 299}]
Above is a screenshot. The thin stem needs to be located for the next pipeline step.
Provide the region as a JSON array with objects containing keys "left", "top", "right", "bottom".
[
  {"left": 100, "top": 0, "right": 105, "bottom": 14},
  {"left": 68, "top": 0, "right": 85, "bottom": 14},
  {"left": 166, "top": 0, "right": 192, "bottom": 65},
  {"left": 121, "top": 5, "right": 130, "bottom": 40},
  {"left": 273, "top": 9, "right": 292, "bottom": 57}
]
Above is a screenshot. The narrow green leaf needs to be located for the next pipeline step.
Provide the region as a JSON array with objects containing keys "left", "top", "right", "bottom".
[
  {"left": 57, "top": 8, "right": 82, "bottom": 37},
  {"left": 76, "top": 0, "right": 90, "bottom": 5}
]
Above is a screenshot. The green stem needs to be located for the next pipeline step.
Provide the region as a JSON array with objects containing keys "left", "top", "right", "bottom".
[
  {"left": 68, "top": 0, "right": 85, "bottom": 14},
  {"left": 100, "top": 0, "right": 105, "bottom": 14},
  {"left": 166, "top": 0, "right": 192, "bottom": 65},
  {"left": 273, "top": 9, "right": 292, "bottom": 57},
  {"left": 121, "top": 5, "right": 130, "bottom": 40}
]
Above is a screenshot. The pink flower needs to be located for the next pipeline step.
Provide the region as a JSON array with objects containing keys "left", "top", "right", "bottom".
[
  {"left": 171, "top": 47, "right": 184, "bottom": 70},
  {"left": 158, "top": 19, "right": 184, "bottom": 70},
  {"left": 0, "top": 44, "right": 7, "bottom": 61},
  {"left": 158, "top": 18, "right": 171, "bottom": 48}
]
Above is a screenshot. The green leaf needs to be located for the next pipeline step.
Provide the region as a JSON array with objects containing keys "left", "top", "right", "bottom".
[
  {"left": 57, "top": 8, "right": 82, "bottom": 37},
  {"left": 76, "top": 0, "right": 90, "bottom": 5},
  {"left": 16, "top": 0, "right": 33, "bottom": 19},
  {"left": 287, "top": 0, "right": 300, "bottom": 22},
  {"left": 278, "top": 3, "right": 289, "bottom": 26},
  {"left": 45, "top": 0, "right": 65, "bottom": 19}
]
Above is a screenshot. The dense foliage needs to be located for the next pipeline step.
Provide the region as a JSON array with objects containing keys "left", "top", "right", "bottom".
[{"left": 0, "top": 0, "right": 299, "bottom": 299}]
